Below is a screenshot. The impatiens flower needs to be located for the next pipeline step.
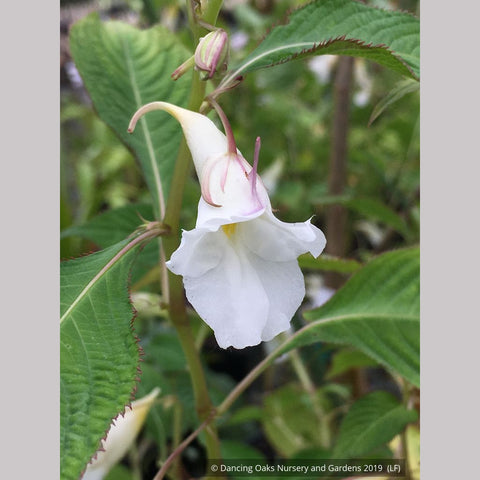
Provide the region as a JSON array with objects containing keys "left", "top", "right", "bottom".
[
  {"left": 82, "top": 388, "right": 160, "bottom": 480},
  {"left": 128, "top": 102, "right": 326, "bottom": 349}
]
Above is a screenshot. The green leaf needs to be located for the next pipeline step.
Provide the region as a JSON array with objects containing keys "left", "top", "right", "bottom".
[
  {"left": 333, "top": 391, "right": 418, "bottom": 457},
  {"left": 347, "top": 198, "right": 408, "bottom": 235},
  {"left": 135, "top": 363, "right": 170, "bottom": 461},
  {"left": 224, "top": 0, "right": 419, "bottom": 85},
  {"left": 61, "top": 203, "right": 155, "bottom": 249},
  {"left": 284, "top": 447, "right": 332, "bottom": 480},
  {"left": 317, "top": 196, "right": 408, "bottom": 235},
  {"left": 261, "top": 384, "right": 326, "bottom": 457},
  {"left": 70, "top": 14, "right": 191, "bottom": 219},
  {"left": 279, "top": 248, "right": 419, "bottom": 386},
  {"left": 104, "top": 464, "right": 133, "bottom": 480},
  {"left": 60, "top": 235, "right": 153, "bottom": 480},
  {"left": 206, "top": 370, "right": 237, "bottom": 408},
  {"left": 218, "top": 442, "right": 266, "bottom": 480},
  {"left": 289, "top": 447, "right": 330, "bottom": 460},
  {"left": 61, "top": 203, "right": 160, "bottom": 286},
  {"left": 298, "top": 253, "right": 362, "bottom": 273},
  {"left": 369, "top": 78, "right": 420, "bottom": 126},
  {"left": 325, "top": 348, "right": 378, "bottom": 379},
  {"left": 220, "top": 440, "right": 266, "bottom": 460},
  {"left": 225, "top": 405, "right": 264, "bottom": 426},
  {"left": 144, "top": 329, "right": 188, "bottom": 373}
]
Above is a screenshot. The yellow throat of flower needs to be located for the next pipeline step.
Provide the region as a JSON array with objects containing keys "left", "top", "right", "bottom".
[{"left": 222, "top": 223, "right": 237, "bottom": 238}]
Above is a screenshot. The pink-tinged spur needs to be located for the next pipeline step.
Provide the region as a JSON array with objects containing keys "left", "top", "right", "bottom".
[{"left": 128, "top": 102, "right": 326, "bottom": 349}]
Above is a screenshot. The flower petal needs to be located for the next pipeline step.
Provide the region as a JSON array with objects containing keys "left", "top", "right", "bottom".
[
  {"left": 177, "top": 228, "right": 307, "bottom": 349},
  {"left": 195, "top": 159, "right": 270, "bottom": 229},
  {"left": 131, "top": 102, "right": 229, "bottom": 178},
  {"left": 240, "top": 211, "right": 326, "bottom": 261},
  {"left": 196, "top": 194, "right": 266, "bottom": 231},
  {"left": 166, "top": 228, "right": 225, "bottom": 278},
  {"left": 251, "top": 255, "right": 306, "bottom": 342},
  {"left": 182, "top": 232, "right": 270, "bottom": 349}
]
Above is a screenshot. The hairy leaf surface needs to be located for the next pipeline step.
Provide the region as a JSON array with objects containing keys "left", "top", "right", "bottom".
[
  {"left": 70, "top": 14, "right": 191, "bottom": 219},
  {"left": 60, "top": 237, "right": 150, "bottom": 479},
  {"left": 224, "top": 0, "right": 419, "bottom": 87}
]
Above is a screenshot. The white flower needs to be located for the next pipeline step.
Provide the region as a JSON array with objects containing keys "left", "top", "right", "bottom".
[
  {"left": 128, "top": 102, "right": 326, "bottom": 349},
  {"left": 82, "top": 388, "right": 160, "bottom": 480}
]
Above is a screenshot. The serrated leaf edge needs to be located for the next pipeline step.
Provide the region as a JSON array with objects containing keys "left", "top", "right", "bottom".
[
  {"left": 78, "top": 300, "right": 145, "bottom": 479},
  {"left": 61, "top": 231, "right": 159, "bottom": 479},
  {"left": 60, "top": 231, "right": 156, "bottom": 324},
  {"left": 220, "top": 0, "right": 419, "bottom": 88},
  {"left": 77, "top": 247, "right": 149, "bottom": 479},
  {"left": 223, "top": 35, "right": 418, "bottom": 89}
]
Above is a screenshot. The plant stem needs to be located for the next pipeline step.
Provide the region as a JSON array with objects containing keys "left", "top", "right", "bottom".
[
  {"left": 158, "top": 239, "right": 170, "bottom": 302},
  {"left": 289, "top": 349, "right": 331, "bottom": 448},
  {"left": 195, "top": 321, "right": 211, "bottom": 350},
  {"left": 171, "top": 399, "right": 183, "bottom": 479},
  {"left": 156, "top": 1, "right": 226, "bottom": 472},
  {"left": 162, "top": 108, "right": 222, "bottom": 463},
  {"left": 153, "top": 414, "right": 216, "bottom": 480},
  {"left": 201, "top": 0, "right": 224, "bottom": 26},
  {"left": 162, "top": 142, "right": 222, "bottom": 477},
  {"left": 217, "top": 347, "right": 279, "bottom": 416},
  {"left": 152, "top": 341, "right": 284, "bottom": 476},
  {"left": 325, "top": 56, "right": 354, "bottom": 289},
  {"left": 151, "top": 332, "right": 314, "bottom": 476}
]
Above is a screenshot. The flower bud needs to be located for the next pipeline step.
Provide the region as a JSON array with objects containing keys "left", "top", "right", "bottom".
[{"left": 194, "top": 29, "right": 229, "bottom": 79}]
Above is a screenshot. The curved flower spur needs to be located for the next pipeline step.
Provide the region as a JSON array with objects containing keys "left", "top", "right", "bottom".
[{"left": 128, "top": 101, "right": 326, "bottom": 349}]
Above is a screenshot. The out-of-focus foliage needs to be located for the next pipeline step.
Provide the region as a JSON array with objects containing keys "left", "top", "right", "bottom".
[{"left": 333, "top": 391, "right": 418, "bottom": 457}]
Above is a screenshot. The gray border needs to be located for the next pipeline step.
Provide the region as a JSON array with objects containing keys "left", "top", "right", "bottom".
[
  {"left": 421, "top": 0, "right": 478, "bottom": 478},
  {"left": 2, "top": 2, "right": 59, "bottom": 478}
]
